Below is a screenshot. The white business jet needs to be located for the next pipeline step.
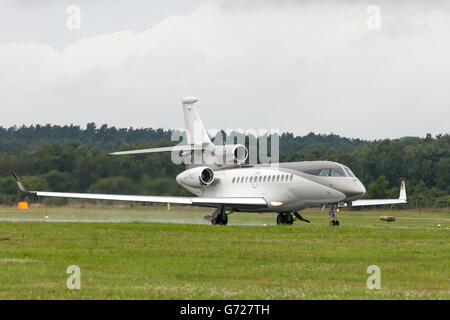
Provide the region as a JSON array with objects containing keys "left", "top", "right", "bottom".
[{"left": 12, "top": 97, "right": 406, "bottom": 226}]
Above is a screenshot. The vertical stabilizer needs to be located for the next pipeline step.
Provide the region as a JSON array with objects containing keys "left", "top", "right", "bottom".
[
  {"left": 181, "top": 97, "right": 212, "bottom": 146},
  {"left": 399, "top": 181, "right": 407, "bottom": 200}
]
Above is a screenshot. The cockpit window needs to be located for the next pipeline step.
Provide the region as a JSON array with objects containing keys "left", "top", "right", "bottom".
[
  {"left": 318, "top": 168, "right": 346, "bottom": 177},
  {"left": 330, "top": 169, "right": 346, "bottom": 177},
  {"left": 344, "top": 167, "right": 355, "bottom": 177}
]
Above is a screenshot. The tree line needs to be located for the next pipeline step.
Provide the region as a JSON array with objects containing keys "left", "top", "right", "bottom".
[{"left": 0, "top": 124, "right": 448, "bottom": 208}]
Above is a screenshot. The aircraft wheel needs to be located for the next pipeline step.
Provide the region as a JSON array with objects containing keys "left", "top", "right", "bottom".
[
  {"left": 213, "top": 213, "right": 228, "bottom": 225},
  {"left": 211, "top": 205, "right": 228, "bottom": 225},
  {"left": 276, "top": 213, "right": 285, "bottom": 225},
  {"left": 277, "top": 213, "right": 293, "bottom": 225},
  {"left": 286, "top": 213, "right": 294, "bottom": 225},
  {"left": 220, "top": 214, "right": 228, "bottom": 225},
  {"left": 330, "top": 220, "right": 340, "bottom": 226}
]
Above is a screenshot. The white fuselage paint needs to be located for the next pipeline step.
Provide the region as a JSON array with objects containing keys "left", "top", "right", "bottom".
[{"left": 177, "top": 166, "right": 352, "bottom": 213}]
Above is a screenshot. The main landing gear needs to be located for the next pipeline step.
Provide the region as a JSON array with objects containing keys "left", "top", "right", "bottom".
[
  {"left": 328, "top": 204, "right": 340, "bottom": 226},
  {"left": 204, "top": 205, "right": 229, "bottom": 225},
  {"left": 276, "top": 212, "right": 310, "bottom": 225},
  {"left": 276, "top": 212, "right": 294, "bottom": 225}
]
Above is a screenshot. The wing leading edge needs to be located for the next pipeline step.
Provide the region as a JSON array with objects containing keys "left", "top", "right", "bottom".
[
  {"left": 351, "top": 181, "right": 407, "bottom": 207},
  {"left": 11, "top": 172, "right": 267, "bottom": 209}
]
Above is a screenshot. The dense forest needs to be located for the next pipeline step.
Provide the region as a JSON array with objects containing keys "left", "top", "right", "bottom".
[{"left": 0, "top": 124, "right": 448, "bottom": 208}]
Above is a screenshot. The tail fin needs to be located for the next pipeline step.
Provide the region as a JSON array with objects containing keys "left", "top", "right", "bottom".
[
  {"left": 110, "top": 96, "right": 212, "bottom": 157},
  {"left": 399, "top": 180, "right": 407, "bottom": 201},
  {"left": 181, "top": 97, "right": 211, "bottom": 147}
]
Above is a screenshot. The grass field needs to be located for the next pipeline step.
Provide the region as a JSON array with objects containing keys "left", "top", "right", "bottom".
[{"left": 0, "top": 206, "right": 448, "bottom": 299}]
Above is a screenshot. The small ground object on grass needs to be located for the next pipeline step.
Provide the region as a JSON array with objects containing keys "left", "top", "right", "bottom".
[
  {"left": 379, "top": 216, "right": 396, "bottom": 222},
  {"left": 0, "top": 258, "right": 40, "bottom": 264},
  {"left": 0, "top": 236, "right": 11, "bottom": 241},
  {"left": 17, "top": 202, "right": 29, "bottom": 209}
]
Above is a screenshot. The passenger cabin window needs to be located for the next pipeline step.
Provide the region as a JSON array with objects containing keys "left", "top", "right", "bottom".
[
  {"left": 319, "top": 169, "right": 330, "bottom": 176},
  {"left": 290, "top": 174, "right": 293, "bottom": 181},
  {"left": 232, "top": 177, "right": 235, "bottom": 183}
]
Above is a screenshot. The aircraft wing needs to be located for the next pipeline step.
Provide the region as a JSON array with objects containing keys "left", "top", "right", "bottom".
[
  {"left": 351, "top": 181, "right": 407, "bottom": 207},
  {"left": 109, "top": 145, "right": 204, "bottom": 156},
  {"left": 11, "top": 172, "right": 267, "bottom": 209}
]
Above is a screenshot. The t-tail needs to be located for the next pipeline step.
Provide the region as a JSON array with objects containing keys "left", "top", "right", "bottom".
[
  {"left": 109, "top": 97, "right": 247, "bottom": 169},
  {"left": 181, "top": 97, "right": 212, "bottom": 148},
  {"left": 109, "top": 97, "right": 212, "bottom": 156}
]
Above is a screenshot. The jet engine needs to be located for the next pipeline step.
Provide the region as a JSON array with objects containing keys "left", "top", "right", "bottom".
[
  {"left": 230, "top": 144, "right": 249, "bottom": 163},
  {"left": 176, "top": 166, "right": 215, "bottom": 188},
  {"left": 210, "top": 144, "right": 248, "bottom": 166}
]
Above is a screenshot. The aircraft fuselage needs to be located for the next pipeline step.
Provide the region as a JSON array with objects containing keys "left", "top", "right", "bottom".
[{"left": 176, "top": 160, "right": 366, "bottom": 212}]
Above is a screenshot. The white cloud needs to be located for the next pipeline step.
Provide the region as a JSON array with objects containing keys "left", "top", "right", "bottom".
[{"left": 0, "top": 0, "right": 449, "bottom": 139}]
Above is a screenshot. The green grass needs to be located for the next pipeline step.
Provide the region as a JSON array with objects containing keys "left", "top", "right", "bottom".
[{"left": 0, "top": 207, "right": 448, "bottom": 299}]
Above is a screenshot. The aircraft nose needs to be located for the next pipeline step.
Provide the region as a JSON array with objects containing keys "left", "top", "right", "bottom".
[
  {"left": 355, "top": 180, "right": 366, "bottom": 196},
  {"left": 359, "top": 180, "right": 366, "bottom": 194},
  {"left": 344, "top": 179, "right": 366, "bottom": 200}
]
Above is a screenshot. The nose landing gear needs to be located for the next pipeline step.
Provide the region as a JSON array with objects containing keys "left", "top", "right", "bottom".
[{"left": 329, "top": 205, "right": 340, "bottom": 226}]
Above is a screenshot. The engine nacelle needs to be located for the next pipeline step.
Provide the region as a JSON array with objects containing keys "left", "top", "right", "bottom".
[
  {"left": 176, "top": 166, "right": 214, "bottom": 188},
  {"left": 210, "top": 144, "right": 248, "bottom": 166}
]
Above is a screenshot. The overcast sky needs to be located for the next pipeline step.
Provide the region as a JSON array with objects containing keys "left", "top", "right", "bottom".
[{"left": 0, "top": 0, "right": 449, "bottom": 140}]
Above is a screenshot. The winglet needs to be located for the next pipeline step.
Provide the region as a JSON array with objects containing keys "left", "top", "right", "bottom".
[
  {"left": 11, "top": 171, "right": 34, "bottom": 194},
  {"left": 399, "top": 181, "right": 406, "bottom": 201}
]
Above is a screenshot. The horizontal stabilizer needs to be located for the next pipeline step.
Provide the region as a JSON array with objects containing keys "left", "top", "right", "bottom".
[
  {"left": 109, "top": 145, "right": 204, "bottom": 156},
  {"left": 351, "top": 181, "right": 407, "bottom": 207}
]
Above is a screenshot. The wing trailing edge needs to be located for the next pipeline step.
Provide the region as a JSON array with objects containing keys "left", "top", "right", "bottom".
[{"left": 11, "top": 172, "right": 267, "bottom": 209}]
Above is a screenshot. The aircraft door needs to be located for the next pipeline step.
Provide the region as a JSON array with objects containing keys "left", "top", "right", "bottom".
[{"left": 252, "top": 172, "right": 260, "bottom": 188}]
